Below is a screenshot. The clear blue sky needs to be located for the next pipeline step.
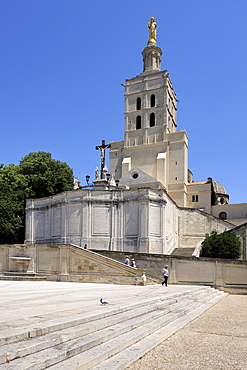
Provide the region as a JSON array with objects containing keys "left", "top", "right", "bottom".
[{"left": 1, "top": 0, "right": 247, "bottom": 204}]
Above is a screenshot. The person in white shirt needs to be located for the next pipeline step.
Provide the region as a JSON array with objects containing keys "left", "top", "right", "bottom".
[
  {"left": 162, "top": 265, "right": 169, "bottom": 286},
  {"left": 124, "top": 256, "right": 130, "bottom": 266}
]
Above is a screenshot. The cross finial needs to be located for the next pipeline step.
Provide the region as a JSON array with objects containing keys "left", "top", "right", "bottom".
[{"left": 95, "top": 140, "right": 111, "bottom": 179}]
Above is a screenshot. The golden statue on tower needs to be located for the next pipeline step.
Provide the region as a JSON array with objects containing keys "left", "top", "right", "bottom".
[{"left": 148, "top": 16, "right": 157, "bottom": 45}]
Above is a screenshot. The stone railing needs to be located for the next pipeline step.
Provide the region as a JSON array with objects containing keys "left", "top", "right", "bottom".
[{"left": 0, "top": 244, "right": 158, "bottom": 286}]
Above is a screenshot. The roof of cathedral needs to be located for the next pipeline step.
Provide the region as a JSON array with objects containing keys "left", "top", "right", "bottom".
[
  {"left": 119, "top": 167, "right": 163, "bottom": 189},
  {"left": 188, "top": 179, "right": 228, "bottom": 196},
  {"left": 189, "top": 181, "right": 207, "bottom": 185},
  {"left": 212, "top": 180, "right": 227, "bottom": 195}
]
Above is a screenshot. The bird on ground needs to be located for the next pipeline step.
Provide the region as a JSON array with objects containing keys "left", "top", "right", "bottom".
[{"left": 100, "top": 298, "right": 109, "bottom": 305}]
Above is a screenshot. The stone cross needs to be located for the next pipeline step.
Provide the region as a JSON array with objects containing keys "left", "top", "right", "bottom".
[{"left": 95, "top": 140, "right": 111, "bottom": 179}]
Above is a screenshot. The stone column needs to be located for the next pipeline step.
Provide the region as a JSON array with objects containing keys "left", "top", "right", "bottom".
[
  {"left": 25, "top": 200, "right": 34, "bottom": 244},
  {"left": 26, "top": 245, "right": 37, "bottom": 274},
  {"left": 58, "top": 245, "right": 69, "bottom": 281},
  {"left": 215, "top": 260, "right": 224, "bottom": 289}
]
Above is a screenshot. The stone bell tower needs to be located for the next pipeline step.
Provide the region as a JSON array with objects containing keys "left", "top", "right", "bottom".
[{"left": 110, "top": 18, "right": 188, "bottom": 207}]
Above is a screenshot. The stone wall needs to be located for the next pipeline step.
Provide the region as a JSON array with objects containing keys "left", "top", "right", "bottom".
[
  {"left": 178, "top": 208, "right": 233, "bottom": 248},
  {"left": 25, "top": 187, "right": 232, "bottom": 255},
  {"left": 95, "top": 250, "right": 247, "bottom": 294},
  {"left": 25, "top": 188, "right": 178, "bottom": 255},
  {"left": 0, "top": 244, "right": 153, "bottom": 285},
  {"left": 230, "top": 223, "right": 247, "bottom": 260},
  {"left": 1, "top": 244, "right": 246, "bottom": 293},
  {"left": 212, "top": 203, "right": 247, "bottom": 225}
]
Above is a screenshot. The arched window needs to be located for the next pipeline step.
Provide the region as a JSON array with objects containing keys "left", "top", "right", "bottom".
[
  {"left": 136, "top": 115, "right": 141, "bottom": 129},
  {"left": 219, "top": 212, "right": 227, "bottom": 220},
  {"left": 150, "top": 112, "right": 155, "bottom": 127},
  {"left": 150, "top": 94, "right": 155, "bottom": 107},
  {"left": 220, "top": 197, "right": 225, "bottom": 205},
  {"left": 136, "top": 97, "right": 141, "bottom": 110}
]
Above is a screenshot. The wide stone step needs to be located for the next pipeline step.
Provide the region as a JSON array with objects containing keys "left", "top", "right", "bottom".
[
  {"left": 48, "top": 291, "right": 225, "bottom": 370},
  {"left": 0, "top": 273, "right": 47, "bottom": 281},
  {"left": 0, "top": 298, "right": 173, "bottom": 364},
  {"left": 0, "top": 286, "right": 209, "bottom": 347},
  {"left": 0, "top": 302, "right": 183, "bottom": 369},
  {"left": 0, "top": 294, "right": 194, "bottom": 365},
  {"left": 0, "top": 287, "right": 227, "bottom": 369},
  {"left": 90, "top": 291, "right": 227, "bottom": 370},
  {"left": 0, "top": 295, "right": 172, "bottom": 347}
]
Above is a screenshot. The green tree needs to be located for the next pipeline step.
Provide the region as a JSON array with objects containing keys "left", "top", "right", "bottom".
[
  {"left": 200, "top": 230, "right": 242, "bottom": 259},
  {"left": 19, "top": 152, "right": 74, "bottom": 198},
  {"left": 0, "top": 179, "right": 24, "bottom": 243},
  {"left": 0, "top": 152, "right": 74, "bottom": 244}
]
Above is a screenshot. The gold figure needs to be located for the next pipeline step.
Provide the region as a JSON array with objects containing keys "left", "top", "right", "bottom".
[{"left": 148, "top": 16, "right": 157, "bottom": 45}]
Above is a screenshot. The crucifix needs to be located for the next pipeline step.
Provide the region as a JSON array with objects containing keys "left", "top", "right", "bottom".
[{"left": 95, "top": 140, "right": 111, "bottom": 179}]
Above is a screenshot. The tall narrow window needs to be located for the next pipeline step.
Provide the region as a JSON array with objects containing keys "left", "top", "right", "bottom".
[
  {"left": 136, "top": 115, "right": 141, "bottom": 129},
  {"left": 150, "top": 112, "right": 155, "bottom": 127},
  {"left": 192, "top": 195, "right": 198, "bottom": 202},
  {"left": 136, "top": 97, "right": 141, "bottom": 110},
  {"left": 151, "top": 94, "right": 155, "bottom": 107}
]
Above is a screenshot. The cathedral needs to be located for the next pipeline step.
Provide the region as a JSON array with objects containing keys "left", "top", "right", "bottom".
[{"left": 25, "top": 18, "right": 247, "bottom": 257}]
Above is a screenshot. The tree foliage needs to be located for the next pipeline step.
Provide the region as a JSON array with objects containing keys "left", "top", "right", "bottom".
[
  {"left": 200, "top": 230, "right": 242, "bottom": 259},
  {"left": 0, "top": 178, "right": 24, "bottom": 243},
  {"left": 0, "top": 152, "right": 74, "bottom": 244},
  {"left": 19, "top": 152, "right": 74, "bottom": 198}
]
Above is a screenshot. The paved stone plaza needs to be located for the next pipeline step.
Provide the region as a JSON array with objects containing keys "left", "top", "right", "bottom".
[
  {"left": 0, "top": 280, "right": 246, "bottom": 369},
  {"left": 0, "top": 280, "right": 210, "bottom": 332}
]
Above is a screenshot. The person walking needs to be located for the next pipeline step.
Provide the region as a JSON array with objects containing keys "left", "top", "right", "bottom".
[
  {"left": 131, "top": 258, "right": 137, "bottom": 268},
  {"left": 124, "top": 256, "right": 130, "bottom": 266},
  {"left": 162, "top": 265, "right": 169, "bottom": 286}
]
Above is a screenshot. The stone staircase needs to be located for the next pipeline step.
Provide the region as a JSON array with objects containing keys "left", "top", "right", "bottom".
[
  {"left": 0, "top": 245, "right": 159, "bottom": 285},
  {"left": 0, "top": 273, "right": 47, "bottom": 281},
  {"left": 0, "top": 286, "right": 227, "bottom": 370}
]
